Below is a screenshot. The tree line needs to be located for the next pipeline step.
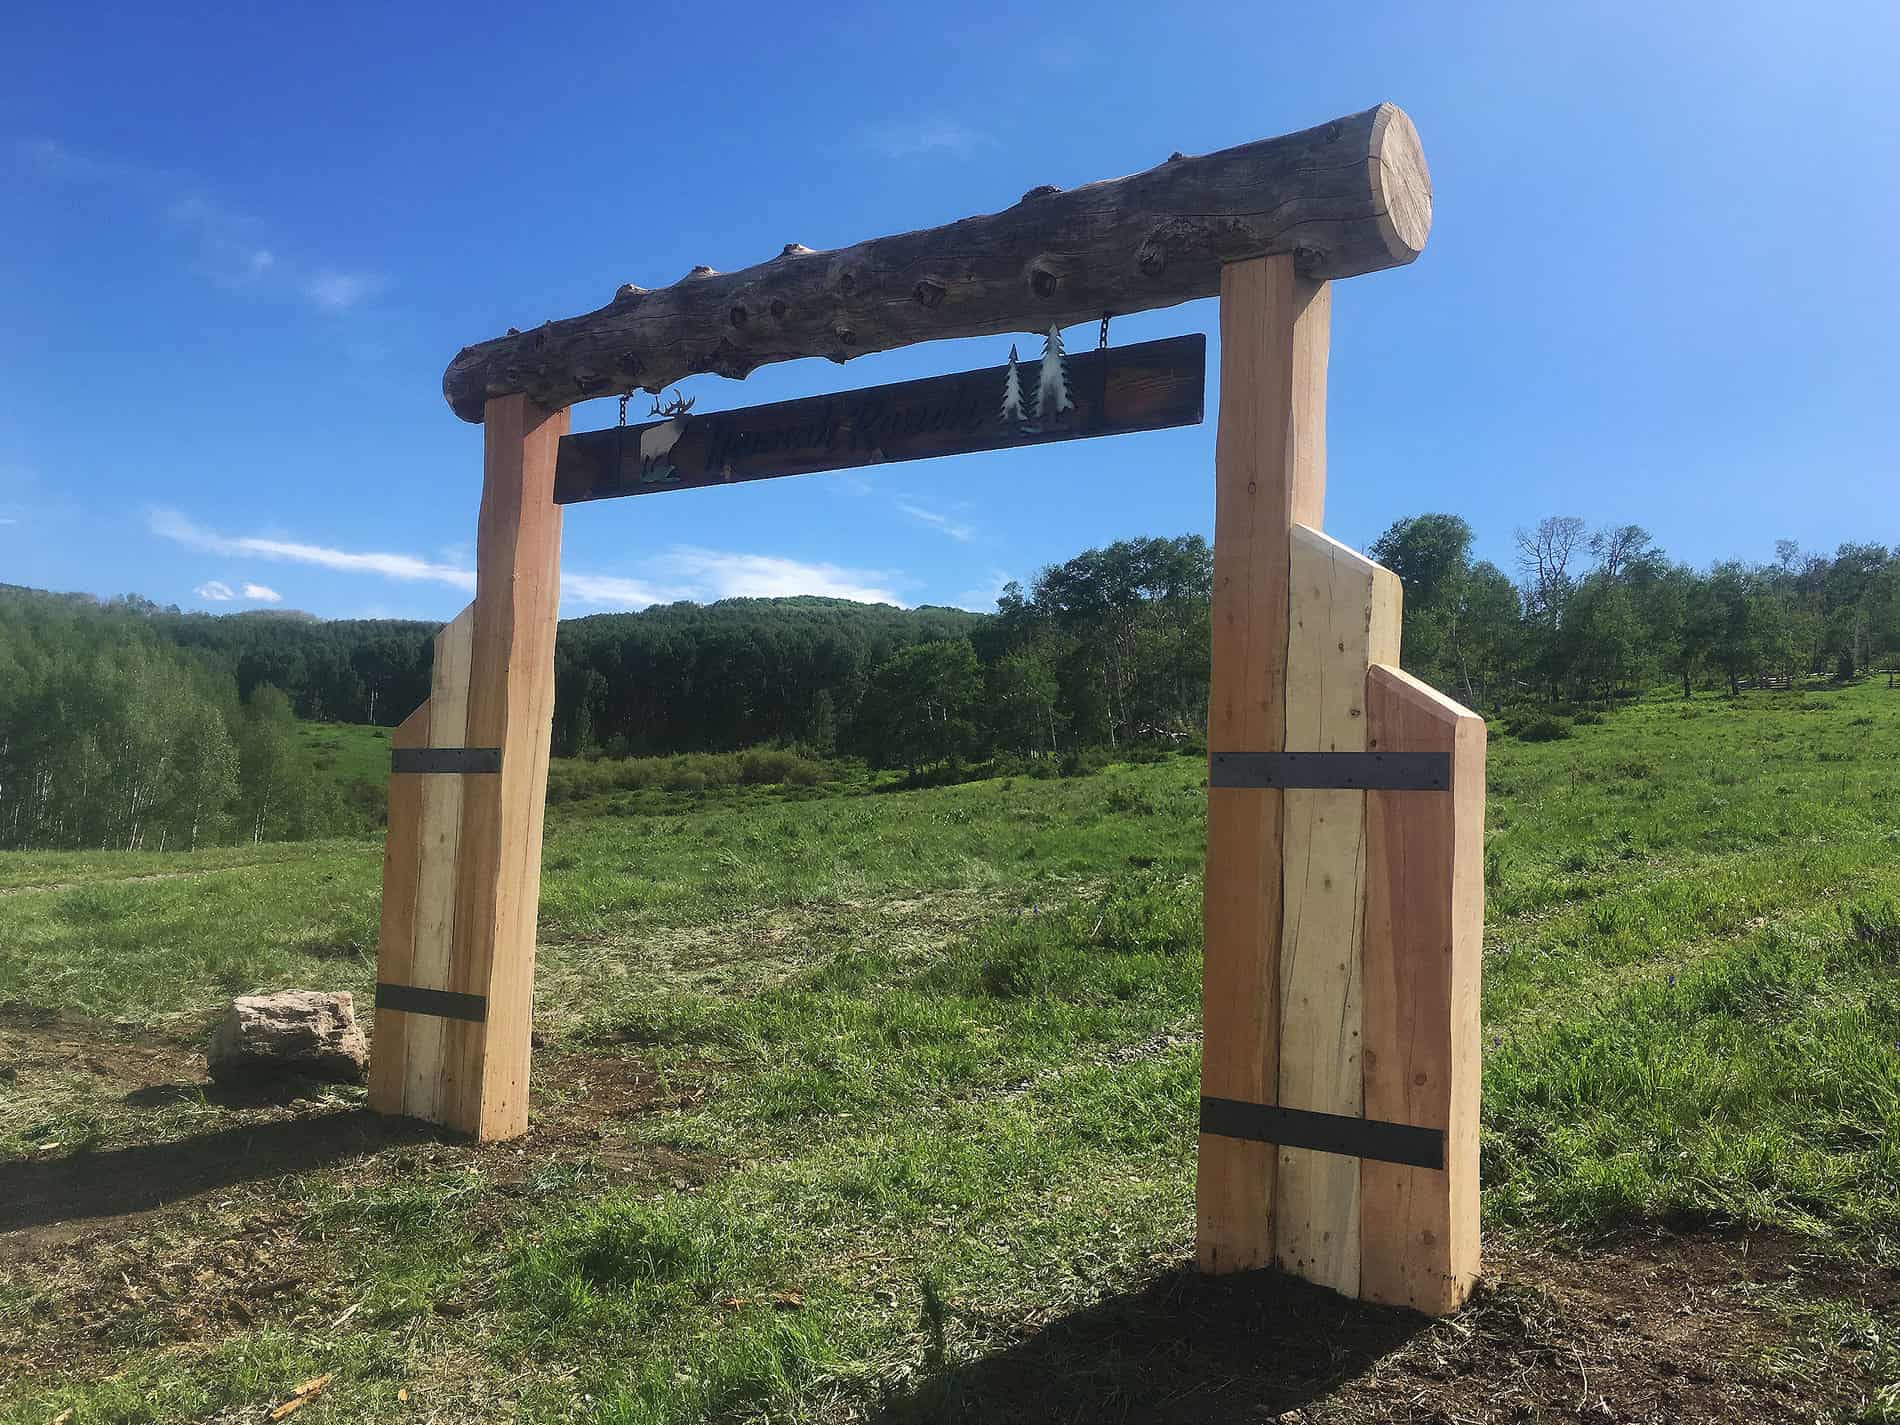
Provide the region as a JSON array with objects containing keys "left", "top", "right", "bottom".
[
  {"left": 0, "top": 587, "right": 369, "bottom": 851},
  {"left": 2, "top": 516, "right": 1894, "bottom": 848}
]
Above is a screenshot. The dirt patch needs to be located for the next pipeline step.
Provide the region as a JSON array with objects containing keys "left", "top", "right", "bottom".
[
  {"left": 0, "top": 1006, "right": 720, "bottom": 1381},
  {"left": 881, "top": 1230, "right": 1895, "bottom": 1423}
]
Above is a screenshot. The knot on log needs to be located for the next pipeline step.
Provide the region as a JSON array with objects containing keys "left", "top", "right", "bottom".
[
  {"left": 686, "top": 265, "right": 718, "bottom": 279},
  {"left": 780, "top": 243, "right": 815, "bottom": 257},
  {"left": 614, "top": 283, "right": 648, "bottom": 304},
  {"left": 1021, "top": 184, "right": 1061, "bottom": 202},
  {"left": 1030, "top": 268, "right": 1059, "bottom": 298},
  {"left": 913, "top": 279, "right": 946, "bottom": 309}
]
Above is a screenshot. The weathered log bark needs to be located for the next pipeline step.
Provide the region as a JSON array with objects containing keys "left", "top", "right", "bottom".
[{"left": 442, "top": 104, "right": 1429, "bottom": 423}]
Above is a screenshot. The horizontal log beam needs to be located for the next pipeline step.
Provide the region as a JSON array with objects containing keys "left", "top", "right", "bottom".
[{"left": 442, "top": 104, "right": 1430, "bottom": 423}]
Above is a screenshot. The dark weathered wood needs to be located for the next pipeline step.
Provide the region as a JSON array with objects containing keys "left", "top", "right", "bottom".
[
  {"left": 554, "top": 334, "right": 1204, "bottom": 503},
  {"left": 443, "top": 105, "right": 1429, "bottom": 422}
]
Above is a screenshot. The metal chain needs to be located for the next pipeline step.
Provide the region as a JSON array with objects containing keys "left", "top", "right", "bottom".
[
  {"left": 618, "top": 393, "right": 630, "bottom": 427},
  {"left": 1099, "top": 312, "right": 1111, "bottom": 350}
]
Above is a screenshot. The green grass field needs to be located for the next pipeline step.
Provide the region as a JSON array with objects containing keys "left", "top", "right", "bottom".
[{"left": 3, "top": 683, "right": 1899, "bottom": 1422}]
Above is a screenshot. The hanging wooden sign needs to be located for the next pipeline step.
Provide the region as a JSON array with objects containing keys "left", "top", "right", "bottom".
[{"left": 552, "top": 332, "right": 1204, "bottom": 504}]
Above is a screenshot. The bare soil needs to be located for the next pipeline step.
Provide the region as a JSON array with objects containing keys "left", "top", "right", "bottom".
[{"left": 4, "top": 1008, "right": 1894, "bottom": 1422}]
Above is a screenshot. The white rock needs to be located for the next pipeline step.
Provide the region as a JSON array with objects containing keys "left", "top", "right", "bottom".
[{"left": 207, "top": 991, "right": 368, "bottom": 1084}]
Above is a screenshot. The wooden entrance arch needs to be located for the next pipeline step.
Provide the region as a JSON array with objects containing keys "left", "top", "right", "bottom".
[{"left": 368, "top": 103, "right": 1481, "bottom": 1314}]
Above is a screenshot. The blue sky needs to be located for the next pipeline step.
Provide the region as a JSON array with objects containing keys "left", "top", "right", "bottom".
[{"left": 4, "top": 1, "right": 1897, "bottom": 620}]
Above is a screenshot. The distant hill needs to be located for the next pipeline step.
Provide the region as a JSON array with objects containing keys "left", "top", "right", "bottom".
[{"left": 0, "top": 582, "right": 992, "bottom": 750}]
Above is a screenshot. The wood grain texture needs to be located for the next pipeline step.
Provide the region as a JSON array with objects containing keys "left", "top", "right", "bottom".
[
  {"left": 401, "top": 603, "right": 475, "bottom": 1121},
  {"left": 1196, "top": 255, "right": 1330, "bottom": 1274},
  {"left": 1360, "top": 664, "right": 1484, "bottom": 1315},
  {"left": 1274, "top": 526, "right": 1401, "bottom": 1294},
  {"left": 366, "top": 698, "right": 430, "bottom": 1115},
  {"left": 443, "top": 394, "right": 566, "bottom": 1140},
  {"left": 442, "top": 105, "right": 1429, "bottom": 421},
  {"left": 554, "top": 336, "right": 1205, "bottom": 504}
]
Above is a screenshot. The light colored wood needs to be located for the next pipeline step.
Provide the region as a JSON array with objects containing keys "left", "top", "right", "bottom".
[
  {"left": 1274, "top": 526, "right": 1401, "bottom": 1293},
  {"left": 1197, "top": 254, "right": 1330, "bottom": 1274},
  {"left": 443, "top": 393, "right": 567, "bottom": 1139},
  {"left": 1360, "top": 663, "right": 1484, "bottom": 1315},
  {"left": 366, "top": 698, "right": 430, "bottom": 1114},
  {"left": 401, "top": 603, "right": 475, "bottom": 1120}
]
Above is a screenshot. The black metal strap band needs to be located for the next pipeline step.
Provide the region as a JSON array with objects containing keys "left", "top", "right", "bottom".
[
  {"left": 1209, "top": 751, "right": 1449, "bottom": 791},
  {"left": 375, "top": 983, "right": 489, "bottom": 1022},
  {"left": 1199, "top": 1095, "right": 1444, "bottom": 1169},
  {"left": 391, "top": 747, "right": 502, "bottom": 775}
]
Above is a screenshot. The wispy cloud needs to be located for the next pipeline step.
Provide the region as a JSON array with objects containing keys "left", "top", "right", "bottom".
[
  {"left": 153, "top": 508, "right": 476, "bottom": 590},
  {"left": 955, "top": 568, "right": 1015, "bottom": 613},
  {"left": 20, "top": 139, "right": 383, "bottom": 313},
  {"left": 660, "top": 548, "right": 902, "bottom": 604},
  {"left": 195, "top": 580, "right": 236, "bottom": 601},
  {"left": 895, "top": 499, "right": 975, "bottom": 543},
  {"left": 860, "top": 117, "right": 992, "bottom": 160},
  {"left": 152, "top": 509, "right": 905, "bottom": 610},
  {"left": 242, "top": 582, "right": 282, "bottom": 603},
  {"left": 305, "top": 269, "right": 385, "bottom": 313},
  {"left": 565, "top": 572, "right": 675, "bottom": 607}
]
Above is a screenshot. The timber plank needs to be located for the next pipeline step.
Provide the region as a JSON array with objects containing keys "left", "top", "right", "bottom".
[
  {"left": 1196, "top": 255, "right": 1330, "bottom": 1274},
  {"left": 1360, "top": 664, "right": 1484, "bottom": 1315},
  {"left": 554, "top": 336, "right": 1204, "bottom": 503},
  {"left": 366, "top": 698, "right": 430, "bottom": 1115},
  {"left": 1274, "top": 526, "right": 1400, "bottom": 1294},
  {"left": 402, "top": 603, "right": 475, "bottom": 1121},
  {"left": 443, "top": 393, "right": 566, "bottom": 1139}
]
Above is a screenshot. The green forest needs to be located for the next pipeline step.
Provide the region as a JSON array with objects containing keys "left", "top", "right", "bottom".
[{"left": 3, "top": 513, "right": 1897, "bottom": 853}]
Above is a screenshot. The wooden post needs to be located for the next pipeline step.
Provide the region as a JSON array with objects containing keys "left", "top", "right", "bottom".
[
  {"left": 1274, "top": 527, "right": 1400, "bottom": 1292},
  {"left": 443, "top": 393, "right": 566, "bottom": 1139},
  {"left": 369, "top": 395, "right": 564, "bottom": 1140},
  {"left": 1360, "top": 665, "right": 1484, "bottom": 1313},
  {"left": 1197, "top": 254, "right": 1330, "bottom": 1272},
  {"left": 366, "top": 699, "right": 430, "bottom": 1116}
]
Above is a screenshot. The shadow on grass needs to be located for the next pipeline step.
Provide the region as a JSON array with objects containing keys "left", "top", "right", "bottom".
[
  {"left": 0, "top": 1107, "right": 439, "bottom": 1234},
  {"left": 872, "top": 1265, "right": 1427, "bottom": 1425}
]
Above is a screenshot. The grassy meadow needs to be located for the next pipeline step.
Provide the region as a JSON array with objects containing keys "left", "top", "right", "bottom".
[{"left": 3, "top": 683, "right": 1899, "bottom": 1421}]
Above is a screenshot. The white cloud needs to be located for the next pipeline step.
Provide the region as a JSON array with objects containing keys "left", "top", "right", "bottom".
[
  {"left": 242, "top": 582, "right": 282, "bottom": 603},
  {"left": 305, "top": 269, "right": 384, "bottom": 312},
  {"left": 861, "top": 117, "right": 991, "bottom": 159},
  {"left": 565, "top": 572, "right": 675, "bottom": 607},
  {"left": 195, "top": 580, "right": 236, "bottom": 601},
  {"left": 895, "top": 500, "right": 975, "bottom": 542},
  {"left": 954, "top": 568, "right": 1015, "bottom": 612},
  {"left": 151, "top": 508, "right": 476, "bottom": 591},
  {"left": 660, "top": 547, "right": 902, "bottom": 604},
  {"left": 151, "top": 507, "right": 904, "bottom": 612}
]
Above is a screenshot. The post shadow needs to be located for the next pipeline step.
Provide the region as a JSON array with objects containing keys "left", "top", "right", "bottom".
[
  {"left": 0, "top": 1104, "right": 440, "bottom": 1236},
  {"left": 869, "top": 1264, "right": 1429, "bottom": 1425}
]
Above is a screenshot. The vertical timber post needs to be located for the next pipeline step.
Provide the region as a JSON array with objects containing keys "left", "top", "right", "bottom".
[
  {"left": 1197, "top": 254, "right": 1330, "bottom": 1271},
  {"left": 1361, "top": 665, "right": 1484, "bottom": 1313},
  {"left": 444, "top": 393, "right": 566, "bottom": 1139},
  {"left": 370, "top": 394, "right": 565, "bottom": 1140},
  {"left": 1275, "top": 528, "right": 1400, "bottom": 1292}
]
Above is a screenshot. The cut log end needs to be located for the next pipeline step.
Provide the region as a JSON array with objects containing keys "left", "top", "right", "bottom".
[{"left": 1368, "top": 103, "right": 1433, "bottom": 266}]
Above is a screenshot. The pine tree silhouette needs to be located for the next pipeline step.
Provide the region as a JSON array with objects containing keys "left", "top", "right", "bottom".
[
  {"left": 1037, "top": 324, "right": 1073, "bottom": 419},
  {"left": 999, "top": 344, "right": 1028, "bottom": 426}
]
